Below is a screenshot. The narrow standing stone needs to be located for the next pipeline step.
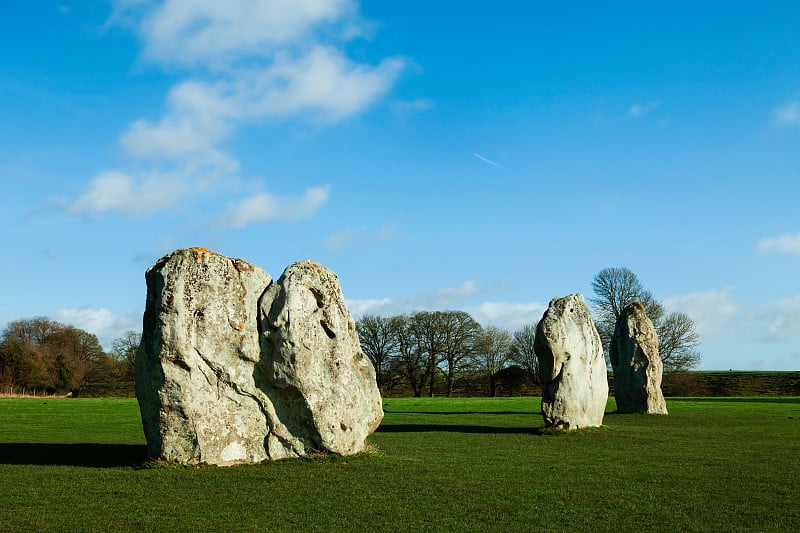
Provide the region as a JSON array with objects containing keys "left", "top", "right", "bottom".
[
  {"left": 535, "top": 294, "right": 608, "bottom": 429},
  {"left": 610, "top": 302, "right": 668, "bottom": 414}
]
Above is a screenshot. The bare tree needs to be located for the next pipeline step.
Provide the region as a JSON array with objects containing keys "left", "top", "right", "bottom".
[
  {"left": 391, "top": 315, "right": 428, "bottom": 397},
  {"left": 411, "top": 311, "right": 448, "bottom": 397},
  {"left": 509, "top": 323, "right": 540, "bottom": 385},
  {"left": 355, "top": 315, "right": 397, "bottom": 393},
  {"left": 3, "top": 316, "right": 62, "bottom": 345},
  {"left": 657, "top": 311, "right": 701, "bottom": 371},
  {"left": 590, "top": 267, "right": 701, "bottom": 371},
  {"left": 475, "top": 326, "right": 512, "bottom": 397},
  {"left": 111, "top": 331, "right": 141, "bottom": 382},
  {"left": 438, "top": 311, "right": 482, "bottom": 397},
  {"left": 590, "top": 267, "right": 663, "bottom": 351}
]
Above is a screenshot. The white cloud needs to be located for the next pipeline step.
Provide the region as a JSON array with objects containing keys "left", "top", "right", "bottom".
[
  {"left": 69, "top": 171, "right": 192, "bottom": 215},
  {"left": 217, "top": 186, "right": 330, "bottom": 228},
  {"left": 346, "top": 298, "right": 394, "bottom": 317},
  {"left": 753, "top": 294, "right": 800, "bottom": 342},
  {"left": 345, "top": 294, "right": 546, "bottom": 333},
  {"left": 77, "top": 0, "right": 405, "bottom": 219},
  {"left": 775, "top": 101, "right": 800, "bottom": 125},
  {"left": 120, "top": 80, "right": 237, "bottom": 164},
  {"left": 55, "top": 307, "right": 139, "bottom": 350},
  {"left": 343, "top": 280, "right": 481, "bottom": 317},
  {"left": 663, "top": 288, "right": 739, "bottom": 340},
  {"left": 129, "top": 0, "right": 356, "bottom": 68},
  {"left": 469, "top": 302, "right": 546, "bottom": 332},
  {"left": 123, "top": 46, "right": 405, "bottom": 162},
  {"left": 345, "top": 280, "right": 548, "bottom": 332},
  {"left": 428, "top": 281, "right": 481, "bottom": 306},
  {"left": 244, "top": 46, "right": 405, "bottom": 122},
  {"left": 757, "top": 233, "right": 800, "bottom": 255}
]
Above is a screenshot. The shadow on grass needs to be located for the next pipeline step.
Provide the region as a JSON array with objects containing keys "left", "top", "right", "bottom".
[
  {"left": 672, "top": 397, "right": 800, "bottom": 404},
  {"left": 376, "top": 424, "right": 534, "bottom": 434},
  {"left": 0, "top": 443, "right": 148, "bottom": 468},
  {"left": 383, "top": 411, "right": 540, "bottom": 416}
]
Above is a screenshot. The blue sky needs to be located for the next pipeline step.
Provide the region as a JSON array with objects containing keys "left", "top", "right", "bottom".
[{"left": 1, "top": 1, "right": 799, "bottom": 370}]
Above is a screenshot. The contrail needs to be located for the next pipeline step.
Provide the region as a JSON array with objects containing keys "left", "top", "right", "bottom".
[{"left": 473, "top": 153, "right": 507, "bottom": 171}]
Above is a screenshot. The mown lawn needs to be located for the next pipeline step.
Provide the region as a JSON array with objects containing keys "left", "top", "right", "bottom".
[{"left": 0, "top": 396, "right": 798, "bottom": 532}]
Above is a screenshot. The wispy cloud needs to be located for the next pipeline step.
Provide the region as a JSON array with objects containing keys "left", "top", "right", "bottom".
[
  {"left": 127, "top": 0, "right": 359, "bottom": 68},
  {"left": 345, "top": 281, "right": 545, "bottom": 332},
  {"left": 217, "top": 186, "right": 330, "bottom": 229},
  {"left": 751, "top": 294, "right": 800, "bottom": 342},
  {"left": 469, "top": 301, "right": 546, "bottom": 331},
  {"left": 756, "top": 233, "right": 800, "bottom": 255},
  {"left": 322, "top": 225, "right": 402, "bottom": 250},
  {"left": 663, "top": 288, "right": 739, "bottom": 341},
  {"left": 391, "top": 98, "right": 433, "bottom": 118},
  {"left": 346, "top": 280, "right": 482, "bottom": 317},
  {"left": 346, "top": 298, "right": 393, "bottom": 316},
  {"left": 627, "top": 102, "right": 660, "bottom": 118},
  {"left": 72, "top": 0, "right": 405, "bottom": 221},
  {"left": 473, "top": 153, "right": 507, "bottom": 171},
  {"left": 55, "top": 307, "right": 139, "bottom": 350},
  {"left": 774, "top": 101, "right": 800, "bottom": 125},
  {"left": 69, "top": 171, "right": 195, "bottom": 215}
]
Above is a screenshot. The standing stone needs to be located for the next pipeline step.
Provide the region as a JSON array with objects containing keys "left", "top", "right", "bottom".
[
  {"left": 535, "top": 294, "right": 608, "bottom": 429},
  {"left": 259, "top": 260, "right": 384, "bottom": 456},
  {"left": 135, "top": 248, "right": 383, "bottom": 465},
  {"left": 136, "top": 247, "right": 273, "bottom": 465},
  {"left": 610, "top": 302, "right": 668, "bottom": 414}
]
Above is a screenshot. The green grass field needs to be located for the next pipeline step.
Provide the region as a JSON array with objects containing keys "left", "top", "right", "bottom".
[{"left": 1, "top": 396, "right": 798, "bottom": 532}]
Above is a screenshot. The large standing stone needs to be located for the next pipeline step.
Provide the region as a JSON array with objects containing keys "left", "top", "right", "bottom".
[
  {"left": 259, "top": 260, "right": 383, "bottom": 456},
  {"left": 535, "top": 294, "right": 608, "bottom": 429},
  {"left": 135, "top": 248, "right": 382, "bottom": 465},
  {"left": 610, "top": 302, "right": 668, "bottom": 414}
]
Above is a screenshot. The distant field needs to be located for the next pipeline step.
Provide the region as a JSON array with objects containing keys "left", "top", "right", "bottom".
[{"left": 1, "top": 397, "right": 798, "bottom": 531}]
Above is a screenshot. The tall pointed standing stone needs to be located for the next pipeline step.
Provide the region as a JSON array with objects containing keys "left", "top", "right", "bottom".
[
  {"left": 535, "top": 294, "right": 608, "bottom": 429},
  {"left": 610, "top": 302, "right": 668, "bottom": 414}
]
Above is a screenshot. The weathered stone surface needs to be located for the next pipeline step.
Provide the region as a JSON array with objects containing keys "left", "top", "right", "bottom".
[
  {"left": 535, "top": 294, "right": 608, "bottom": 429},
  {"left": 135, "top": 248, "right": 382, "bottom": 465},
  {"left": 259, "top": 260, "right": 383, "bottom": 456},
  {"left": 610, "top": 302, "right": 668, "bottom": 414}
]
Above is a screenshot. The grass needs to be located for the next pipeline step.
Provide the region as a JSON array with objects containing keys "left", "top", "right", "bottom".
[{"left": 0, "top": 397, "right": 798, "bottom": 532}]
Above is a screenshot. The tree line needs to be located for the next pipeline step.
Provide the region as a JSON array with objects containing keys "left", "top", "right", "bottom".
[
  {"left": 0, "top": 317, "right": 139, "bottom": 396},
  {"left": 356, "top": 311, "right": 540, "bottom": 397},
  {"left": 358, "top": 267, "right": 702, "bottom": 396}
]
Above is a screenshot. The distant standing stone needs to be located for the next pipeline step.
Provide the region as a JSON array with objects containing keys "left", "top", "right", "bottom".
[
  {"left": 535, "top": 294, "right": 608, "bottom": 429},
  {"left": 610, "top": 302, "right": 668, "bottom": 414}
]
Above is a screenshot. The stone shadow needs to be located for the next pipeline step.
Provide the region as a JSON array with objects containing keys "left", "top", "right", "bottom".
[
  {"left": 0, "top": 443, "right": 148, "bottom": 467},
  {"left": 382, "top": 410, "right": 539, "bottom": 416},
  {"left": 375, "top": 424, "right": 534, "bottom": 434},
  {"left": 675, "top": 397, "right": 800, "bottom": 404}
]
